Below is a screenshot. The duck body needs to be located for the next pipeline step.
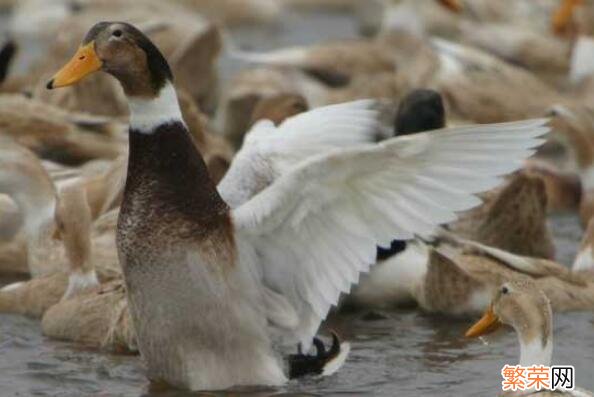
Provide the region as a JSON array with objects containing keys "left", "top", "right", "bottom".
[
  {"left": 117, "top": 97, "right": 284, "bottom": 388},
  {"left": 348, "top": 241, "right": 428, "bottom": 309}
]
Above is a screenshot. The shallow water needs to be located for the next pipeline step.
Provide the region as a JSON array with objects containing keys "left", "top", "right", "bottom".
[{"left": 1, "top": 7, "right": 594, "bottom": 397}]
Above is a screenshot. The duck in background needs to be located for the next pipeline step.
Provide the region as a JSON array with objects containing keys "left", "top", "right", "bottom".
[
  {"left": 0, "top": 182, "right": 120, "bottom": 317},
  {"left": 427, "top": 38, "right": 567, "bottom": 124},
  {"left": 418, "top": 234, "right": 594, "bottom": 316},
  {"left": 173, "top": 0, "right": 281, "bottom": 26},
  {"left": 552, "top": 0, "right": 585, "bottom": 37},
  {"left": 393, "top": 88, "right": 445, "bottom": 135},
  {"left": 250, "top": 93, "right": 309, "bottom": 127},
  {"left": 523, "top": 158, "right": 582, "bottom": 214},
  {"left": 540, "top": 105, "right": 594, "bottom": 226},
  {"left": 41, "top": 200, "right": 135, "bottom": 353},
  {"left": 350, "top": 89, "right": 448, "bottom": 308},
  {"left": 41, "top": 275, "right": 136, "bottom": 354},
  {"left": 0, "top": 177, "right": 134, "bottom": 351},
  {"left": 465, "top": 278, "right": 593, "bottom": 396},
  {"left": 217, "top": 67, "right": 331, "bottom": 149},
  {"left": 0, "top": 39, "right": 16, "bottom": 86},
  {"left": 452, "top": 172, "right": 556, "bottom": 260},
  {"left": 0, "top": 138, "right": 121, "bottom": 279},
  {"left": 0, "top": 192, "right": 27, "bottom": 276},
  {"left": 458, "top": 20, "right": 572, "bottom": 88},
  {"left": 230, "top": 29, "right": 569, "bottom": 125},
  {"left": 573, "top": 218, "right": 594, "bottom": 272},
  {"left": 0, "top": 94, "right": 123, "bottom": 165},
  {"left": 47, "top": 21, "right": 546, "bottom": 390}
]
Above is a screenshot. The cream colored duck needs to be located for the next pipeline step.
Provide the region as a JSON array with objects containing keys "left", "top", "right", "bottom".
[
  {"left": 232, "top": 34, "right": 566, "bottom": 124},
  {"left": 173, "top": 0, "right": 281, "bottom": 26},
  {"left": 41, "top": 277, "right": 136, "bottom": 353},
  {"left": 523, "top": 159, "right": 582, "bottom": 214},
  {"left": 465, "top": 278, "right": 593, "bottom": 396},
  {"left": 249, "top": 93, "right": 309, "bottom": 127},
  {"left": 0, "top": 179, "right": 133, "bottom": 350},
  {"left": 47, "top": 21, "right": 546, "bottom": 390},
  {"left": 458, "top": 21, "right": 571, "bottom": 88},
  {"left": 416, "top": 237, "right": 594, "bottom": 316},
  {"left": 0, "top": 137, "right": 63, "bottom": 277},
  {"left": 228, "top": 32, "right": 419, "bottom": 94},
  {"left": 0, "top": 182, "right": 119, "bottom": 317},
  {"left": 452, "top": 171, "right": 556, "bottom": 260},
  {"left": 40, "top": 201, "right": 136, "bottom": 353},
  {"left": 0, "top": 138, "right": 121, "bottom": 278},
  {"left": 0, "top": 93, "right": 123, "bottom": 164},
  {"left": 542, "top": 105, "right": 594, "bottom": 225},
  {"left": 427, "top": 39, "right": 567, "bottom": 124}
]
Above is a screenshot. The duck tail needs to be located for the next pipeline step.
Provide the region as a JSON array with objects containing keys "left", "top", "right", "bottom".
[{"left": 288, "top": 331, "right": 350, "bottom": 379}]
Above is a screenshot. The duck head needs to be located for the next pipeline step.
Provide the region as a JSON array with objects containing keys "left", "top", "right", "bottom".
[
  {"left": 394, "top": 89, "right": 445, "bottom": 136},
  {"left": 0, "top": 38, "right": 17, "bottom": 85},
  {"left": 466, "top": 278, "right": 553, "bottom": 367},
  {"left": 47, "top": 21, "right": 172, "bottom": 98}
]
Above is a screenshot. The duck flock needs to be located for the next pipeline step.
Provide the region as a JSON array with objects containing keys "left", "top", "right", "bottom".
[{"left": 1, "top": 0, "right": 594, "bottom": 396}]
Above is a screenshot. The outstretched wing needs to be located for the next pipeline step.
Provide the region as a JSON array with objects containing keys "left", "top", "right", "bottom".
[
  {"left": 249, "top": 99, "right": 382, "bottom": 149},
  {"left": 219, "top": 100, "right": 382, "bottom": 208},
  {"left": 233, "top": 119, "right": 548, "bottom": 348}
]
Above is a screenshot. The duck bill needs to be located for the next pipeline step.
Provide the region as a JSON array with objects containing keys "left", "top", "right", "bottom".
[
  {"left": 552, "top": 0, "right": 581, "bottom": 34},
  {"left": 465, "top": 307, "right": 502, "bottom": 338},
  {"left": 46, "top": 41, "right": 102, "bottom": 89},
  {"left": 438, "top": 0, "right": 463, "bottom": 13}
]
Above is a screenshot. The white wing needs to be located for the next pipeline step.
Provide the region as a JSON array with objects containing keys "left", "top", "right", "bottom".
[
  {"left": 233, "top": 119, "right": 549, "bottom": 348},
  {"left": 218, "top": 100, "right": 382, "bottom": 208},
  {"left": 245, "top": 99, "right": 382, "bottom": 153}
]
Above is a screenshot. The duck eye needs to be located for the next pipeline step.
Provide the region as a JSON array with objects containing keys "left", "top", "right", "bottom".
[
  {"left": 112, "top": 29, "right": 123, "bottom": 38},
  {"left": 501, "top": 286, "right": 509, "bottom": 294}
]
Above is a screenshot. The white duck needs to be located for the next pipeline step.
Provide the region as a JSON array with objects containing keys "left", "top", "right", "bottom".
[{"left": 47, "top": 21, "right": 547, "bottom": 391}]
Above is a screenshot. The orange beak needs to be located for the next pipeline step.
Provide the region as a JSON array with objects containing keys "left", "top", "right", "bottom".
[
  {"left": 552, "top": 0, "right": 583, "bottom": 35},
  {"left": 438, "top": 0, "right": 463, "bottom": 13},
  {"left": 465, "top": 307, "right": 502, "bottom": 338},
  {"left": 46, "top": 41, "right": 102, "bottom": 89}
]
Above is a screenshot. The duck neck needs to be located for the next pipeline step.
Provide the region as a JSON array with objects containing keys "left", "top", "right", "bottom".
[
  {"left": 128, "top": 82, "right": 183, "bottom": 133},
  {"left": 10, "top": 181, "right": 58, "bottom": 267},
  {"left": 516, "top": 311, "right": 553, "bottom": 367},
  {"left": 124, "top": 81, "right": 229, "bottom": 223}
]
